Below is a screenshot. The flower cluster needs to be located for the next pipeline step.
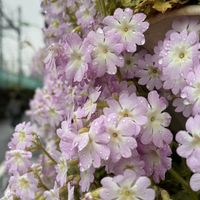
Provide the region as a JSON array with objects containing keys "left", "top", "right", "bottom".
[
  {"left": 176, "top": 115, "right": 200, "bottom": 191},
  {"left": 2, "top": 1, "right": 200, "bottom": 200}
]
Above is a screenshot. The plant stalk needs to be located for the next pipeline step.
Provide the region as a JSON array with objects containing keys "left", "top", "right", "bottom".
[
  {"left": 39, "top": 143, "right": 57, "bottom": 164},
  {"left": 169, "top": 169, "right": 198, "bottom": 200}
]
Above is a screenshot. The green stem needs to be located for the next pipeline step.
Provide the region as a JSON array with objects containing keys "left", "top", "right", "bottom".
[
  {"left": 35, "top": 173, "right": 49, "bottom": 190},
  {"left": 97, "top": 101, "right": 108, "bottom": 109},
  {"left": 169, "top": 169, "right": 198, "bottom": 200},
  {"left": 81, "top": 188, "right": 101, "bottom": 200},
  {"left": 170, "top": 169, "right": 188, "bottom": 189},
  {"left": 98, "top": 0, "right": 106, "bottom": 16},
  {"left": 96, "top": 0, "right": 101, "bottom": 14},
  {"left": 39, "top": 143, "right": 57, "bottom": 164},
  {"left": 34, "top": 139, "right": 57, "bottom": 165},
  {"left": 101, "top": 0, "right": 107, "bottom": 16}
]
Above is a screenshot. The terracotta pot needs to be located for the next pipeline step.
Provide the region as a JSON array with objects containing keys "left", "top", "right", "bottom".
[{"left": 144, "top": 5, "right": 200, "bottom": 52}]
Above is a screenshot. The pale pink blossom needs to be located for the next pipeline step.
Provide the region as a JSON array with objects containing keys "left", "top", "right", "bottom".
[
  {"left": 103, "top": 8, "right": 149, "bottom": 52},
  {"left": 100, "top": 170, "right": 155, "bottom": 200}
]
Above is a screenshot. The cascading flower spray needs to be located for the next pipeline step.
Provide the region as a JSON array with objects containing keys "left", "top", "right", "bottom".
[{"left": 2, "top": 1, "right": 200, "bottom": 200}]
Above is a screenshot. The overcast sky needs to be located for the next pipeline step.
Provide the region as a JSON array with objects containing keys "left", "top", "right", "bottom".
[{"left": 2, "top": 0, "right": 44, "bottom": 75}]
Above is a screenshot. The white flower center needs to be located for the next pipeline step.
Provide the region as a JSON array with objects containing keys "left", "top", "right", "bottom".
[
  {"left": 119, "top": 108, "right": 132, "bottom": 118},
  {"left": 50, "top": 191, "right": 57, "bottom": 198},
  {"left": 119, "top": 22, "right": 132, "bottom": 34},
  {"left": 49, "top": 107, "right": 56, "bottom": 117},
  {"left": 170, "top": 44, "right": 191, "bottom": 65},
  {"left": 109, "top": 129, "right": 121, "bottom": 143},
  {"left": 148, "top": 66, "right": 160, "bottom": 77},
  {"left": 150, "top": 116, "right": 156, "bottom": 122},
  {"left": 148, "top": 110, "right": 163, "bottom": 130},
  {"left": 14, "top": 152, "right": 23, "bottom": 164},
  {"left": 98, "top": 44, "right": 109, "bottom": 55},
  {"left": 59, "top": 159, "right": 67, "bottom": 172},
  {"left": 112, "top": 132, "right": 118, "bottom": 138},
  {"left": 123, "top": 54, "right": 135, "bottom": 70},
  {"left": 83, "top": 9, "right": 90, "bottom": 17},
  {"left": 149, "top": 150, "right": 160, "bottom": 164},
  {"left": 71, "top": 51, "right": 82, "bottom": 61},
  {"left": 125, "top": 164, "right": 135, "bottom": 171},
  {"left": 19, "top": 178, "right": 29, "bottom": 189},
  {"left": 52, "top": 20, "right": 59, "bottom": 28},
  {"left": 19, "top": 131, "right": 26, "bottom": 143},
  {"left": 126, "top": 59, "right": 131, "bottom": 65},
  {"left": 119, "top": 186, "right": 134, "bottom": 199},
  {"left": 192, "top": 135, "right": 200, "bottom": 147},
  {"left": 179, "top": 52, "right": 185, "bottom": 59}
]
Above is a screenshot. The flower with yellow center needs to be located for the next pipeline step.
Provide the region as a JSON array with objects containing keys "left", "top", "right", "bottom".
[{"left": 100, "top": 170, "right": 155, "bottom": 200}]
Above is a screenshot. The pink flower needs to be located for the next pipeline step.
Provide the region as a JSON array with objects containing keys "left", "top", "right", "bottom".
[
  {"left": 73, "top": 116, "right": 110, "bottom": 171},
  {"left": 159, "top": 30, "right": 199, "bottom": 76},
  {"left": 103, "top": 8, "right": 149, "bottom": 52},
  {"left": 140, "top": 91, "right": 172, "bottom": 148},
  {"left": 107, "top": 151, "right": 145, "bottom": 177},
  {"left": 9, "top": 173, "right": 38, "bottom": 200},
  {"left": 66, "top": 0, "right": 77, "bottom": 8},
  {"left": 105, "top": 113, "right": 138, "bottom": 162},
  {"left": 176, "top": 115, "right": 200, "bottom": 172},
  {"left": 68, "top": 183, "right": 74, "bottom": 200},
  {"left": 29, "top": 88, "right": 64, "bottom": 127},
  {"left": 104, "top": 92, "right": 148, "bottom": 126},
  {"left": 44, "top": 43, "right": 64, "bottom": 72},
  {"left": 44, "top": 183, "right": 60, "bottom": 200},
  {"left": 182, "top": 66, "right": 200, "bottom": 115},
  {"left": 0, "top": 187, "right": 14, "bottom": 199},
  {"left": 119, "top": 52, "right": 138, "bottom": 79},
  {"left": 55, "top": 156, "right": 68, "bottom": 187},
  {"left": 136, "top": 54, "right": 162, "bottom": 90},
  {"left": 6, "top": 150, "right": 32, "bottom": 175},
  {"left": 119, "top": 51, "right": 145, "bottom": 79},
  {"left": 75, "top": 0, "right": 96, "bottom": 29},
  {"left": 173, "top": 98, "right": 192, "bottom": 118},
  {"left": 139, "top": 143, "right": 172, "bottom": 183},
  {"left": 162, "top": 73, "right": 186, "bottom": 95},
  {"left": 77, "top": 87, "right": 101, "bottom": 120},
  {"left": 57, "top": 120, "right": 77, "bottom": 159},
  {"left": 79, "top": 167, "right": 95, "bottom": 192},
  {"left": 44, "top": 99, "right": 64, "bottom": 127},
  {"left": 100, "top": 170, "right": 155, "bottom": 200},
  {"left": 190, "top": 173, "right": 200, "bottom": 191},
  {"left": 172, "top": 17, "right": 200, "bottom": 34},
  {"left": 87, "top": 28, "right": 124, "bottom": 77},
  {"left": 64, "top": 33, "right": 91, "bottom": 82},
  {"left": 9, "top": 122, "right": 35, "bottom": 150},
  {"left": 117, "top": 80, "right": 136, "bottom": 94}
]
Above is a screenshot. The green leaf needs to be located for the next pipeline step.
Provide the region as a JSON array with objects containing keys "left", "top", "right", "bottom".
[
  {"left": 152, "top": 0, "right": 172, "bottom": 13},
  {"left": 172, "top": 190, "right": 192, "bottom": 200},
  {"left": 120, "top": 0, "right": 135, "bottom": 7}
]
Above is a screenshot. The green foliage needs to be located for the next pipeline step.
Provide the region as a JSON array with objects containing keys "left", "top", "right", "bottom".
[
  {"left": 104, "top": 0, "right": 191, "bottom": 16},
  {"left": 133, "top": 0, "right": 189, "bottom": 14}
]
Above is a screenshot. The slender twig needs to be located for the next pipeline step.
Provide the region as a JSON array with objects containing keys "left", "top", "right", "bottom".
[
  {"left": 39, "top": 143, "right": 57, "bottom": 164},
  {"left": 33, "top": 139, "right": 57, "bottom": 165},
  {"left": 35, "top": 173, "right": 49, "bottom": 191}
]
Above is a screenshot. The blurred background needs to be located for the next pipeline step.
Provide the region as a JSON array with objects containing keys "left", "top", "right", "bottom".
[{"left": 0, "top": 0, "right": 43, "bottom": 194}]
